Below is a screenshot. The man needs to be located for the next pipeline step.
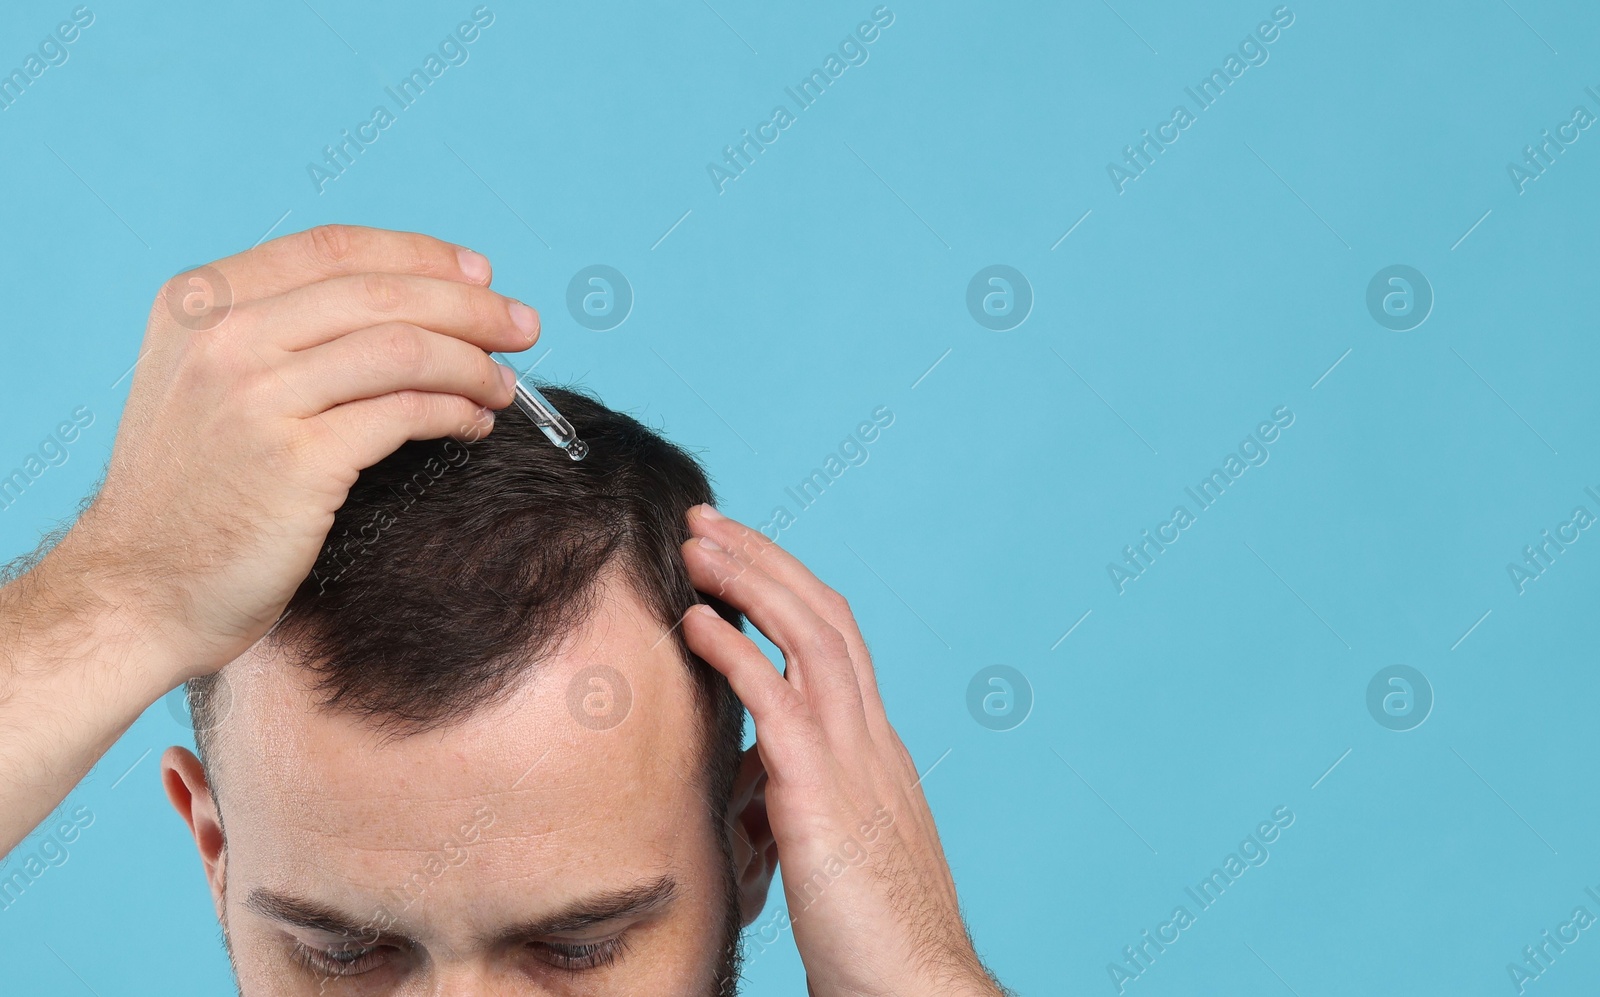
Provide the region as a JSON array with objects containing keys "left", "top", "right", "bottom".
[{"left": 0, "top": 226, "right": 1007, "bottom": 994}]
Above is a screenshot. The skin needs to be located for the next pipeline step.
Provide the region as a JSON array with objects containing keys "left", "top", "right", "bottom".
[
  {"left": 680, "top": 507, "right": 1007, "bottom": 996},
  {"left": 162, "top": 572, "right": 770, "bottom": 994},
  {"left": 0, "top": 225, "right": 531, "bottom": 853},
  {"left": 0, "top": 226, "right": 1008, "bottom": 996}
]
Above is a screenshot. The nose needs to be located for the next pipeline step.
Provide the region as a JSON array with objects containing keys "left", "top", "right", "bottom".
[{"left": 426, "top": 962, "right": 518, "bottom": 997}]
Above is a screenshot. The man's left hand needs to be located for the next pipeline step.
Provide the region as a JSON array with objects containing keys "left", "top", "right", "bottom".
[{"left": 681, "top": 505, "right": 1006, "bottom": 997}]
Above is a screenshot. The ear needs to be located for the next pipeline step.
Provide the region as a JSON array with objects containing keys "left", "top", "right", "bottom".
[
  {"left": 161, "top": 746, "right": 227, "bottom": 919},
  {"left": 725, "top": 745, "right": 777, "bottom": 928}
]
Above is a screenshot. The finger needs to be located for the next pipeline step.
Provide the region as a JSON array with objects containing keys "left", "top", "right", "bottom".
[
  {"left": 242, "top": 272, "right": 538, "bottom": 353},
  {"left": 681, "top": 604, "right": 826, "bottom": 781},
  {"left": 201, "top": 224, "right": 494, "bottom": 304},
  {"left": 682, "top": 536, "right": 867, "bottom": 733},
  {"left": 276, "top": 324, "right": 516, "bottom": 415},
  {"left": 314, "top": 390, "right": 498, "bottom": 472},
  {"left": 687, "top": 506, "right": 885, "bottom": 713}
]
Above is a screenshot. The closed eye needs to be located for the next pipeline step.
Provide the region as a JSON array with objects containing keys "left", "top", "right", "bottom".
[
  {"left": 529, "top": 935, "right": 629, "bottom": 972},
  {"left": 290, "top": 939, "right": 396, "bottom": 978}
]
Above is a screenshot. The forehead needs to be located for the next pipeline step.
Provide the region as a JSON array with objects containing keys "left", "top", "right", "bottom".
[{"left": 209, "top": 574, "right": 708, "bottom": 922}]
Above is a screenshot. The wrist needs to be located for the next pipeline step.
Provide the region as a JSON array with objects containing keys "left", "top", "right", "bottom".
[
  {"left": 941, "top": 965, "right": 1010, "bottom": 997},
  {"left": 0, "top": 523, "right": 183, "bottom": 853},
  {"left": 6, "top": 524, "right": 185, "bottom": 700},
  {"left": 919, "top": 940, "right": 1009, "bottom": 997}
]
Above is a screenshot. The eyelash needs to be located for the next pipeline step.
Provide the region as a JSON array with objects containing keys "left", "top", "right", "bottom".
[
  {"left": 290, "top": 940, "right": 388, "bottom": 978},
  {"left": 289, "top": 937, "right": 629, "bottom": 977},
  {"left": 534, "top": 936, "right": 628, "bottom": 972}
]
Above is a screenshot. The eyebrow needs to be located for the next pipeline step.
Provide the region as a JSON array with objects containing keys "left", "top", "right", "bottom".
[
  {"left": 484, "top": 875, "right": 679, "bottom": 943},
  {"left": 245, "top": 889, "right": 382, "bottom": 939},
  {"left": 244, "top": 875, "right": 679, "bottom": 945}
]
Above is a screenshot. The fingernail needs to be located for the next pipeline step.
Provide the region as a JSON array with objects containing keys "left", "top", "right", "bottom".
[
  {"left": 690, "top": 603, "right": 719, "bottom": 619},
  {"left": 697, "top": 536, "right": 725, "bottom": 553},
  {"left": 457, "top": 248, "right": 491, "bottom": 283},
  {"left": 696, "top": 504, "right": 726, "bottom": 521},
  {"left": 509, "top": 300, "right": 539, "bottom": 342},
  {"left": 498, "top": 364, "right": 518, "bottom": 393}
]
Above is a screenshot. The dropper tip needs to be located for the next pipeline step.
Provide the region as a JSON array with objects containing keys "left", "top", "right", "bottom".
[{"left": 565, "top": 439, "right": 590, "bottom": 461}]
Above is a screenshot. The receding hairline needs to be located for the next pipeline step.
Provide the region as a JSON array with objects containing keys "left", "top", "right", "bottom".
[
  {"left": 186, "top": 386, "right": 747, "bottom": 841},
  {"left": 188, "top": 562, "right": 716, "bottom": 791}
]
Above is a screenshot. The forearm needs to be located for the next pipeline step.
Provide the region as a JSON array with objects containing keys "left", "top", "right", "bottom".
[
  {"left": 0, "top": 532, "right": 175, "bottom": 855},
  {"left": 900, "top": 939, "right": 1013, "bottom": 997}
]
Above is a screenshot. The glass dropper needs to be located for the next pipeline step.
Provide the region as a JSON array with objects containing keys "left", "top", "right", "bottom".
[{"left": 492, "top": 354, "right": 589, "bottom": 461}]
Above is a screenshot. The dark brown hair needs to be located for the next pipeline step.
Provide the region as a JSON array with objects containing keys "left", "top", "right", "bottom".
[{"left": 189, "top": 383, "right": 746, "bottom": 818}]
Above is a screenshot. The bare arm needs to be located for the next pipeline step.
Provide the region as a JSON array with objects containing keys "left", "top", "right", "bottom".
[
  {"left": 0, "top": 530, "right": 175, "bottom": 849},
  {"left": 0, "top": 225, "right": 537, "bottom": 855}
]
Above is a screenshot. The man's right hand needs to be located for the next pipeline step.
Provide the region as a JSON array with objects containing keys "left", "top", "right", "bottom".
[
  {"left": 57, "top": 225, "right": 537, "bottom": 686},
  {"left": 0, "top": 225, "right": 538, "bottom": 855}
]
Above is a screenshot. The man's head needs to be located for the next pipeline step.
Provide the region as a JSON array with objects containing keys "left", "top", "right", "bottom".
[{"left": 161, "top": 386, "right": 776, "bottom": 994}]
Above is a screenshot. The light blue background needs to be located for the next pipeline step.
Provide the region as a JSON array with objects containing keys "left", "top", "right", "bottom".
[{"left": 3, "top": 0, "right": 1599, "bottom": 993}]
